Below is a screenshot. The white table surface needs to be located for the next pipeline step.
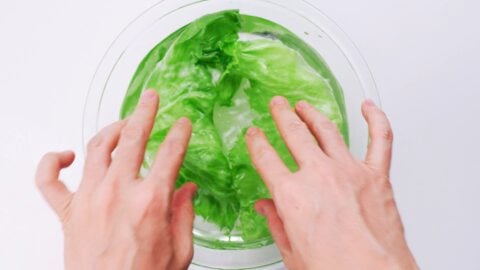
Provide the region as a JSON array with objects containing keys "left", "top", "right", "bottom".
[{"left": 1, "top": 0, "right": 479, "bottom": 269}]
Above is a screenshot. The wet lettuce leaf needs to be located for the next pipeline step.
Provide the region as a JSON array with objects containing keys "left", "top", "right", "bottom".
[{"left": 120, "top": 10, "right": 348, "bottom": 245}]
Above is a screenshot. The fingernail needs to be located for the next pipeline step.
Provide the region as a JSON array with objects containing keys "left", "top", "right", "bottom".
[
  {"left": 296, "top": 100, "right": 309, "bottom": 110},
  {"left": 190, "top": 183, "right": 199, "bottom": 200},
  {"left": 247, "top": 127, "right": 260, "bottom": 136},
  {"left": 61, "top": 150, "right": 74, "bottom": 156},
  {"left": 271, "top": 96, "right": 287, "bottom": 106},
  {"left": 177, "top": 117, "right": 190, "bottom": 125},
  {"left": 255, "top": 204, "right": 265, "bottom": 215},
  {"left": 141, "top": 89, "right": 156, "bottom": 101},
  {"left": 188, "top": 182, "right": 198, "bottom": 196},
  {"left": 364, "top": 99, "right": 376, "bottom": 107}
]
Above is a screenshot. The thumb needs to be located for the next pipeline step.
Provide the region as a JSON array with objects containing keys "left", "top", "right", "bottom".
[
  {"left": 170, "top": 182, "right": 197, "bottom": 268},
  {"left": 255, "top": 199, "right": 292, "bottom": 258},
  {"left": 35, "top": 151, "right": 75, "bottom": 219},
  {"left": 361, "top": 100, "right": 393, "bottom": 175}
]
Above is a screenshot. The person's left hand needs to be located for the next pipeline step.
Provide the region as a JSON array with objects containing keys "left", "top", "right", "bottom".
[{"left": 35, "top": 90, "right": 196, "bottom": 270}]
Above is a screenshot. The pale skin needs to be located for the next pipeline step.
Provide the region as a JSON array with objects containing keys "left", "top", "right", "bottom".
[
  {"left": 247, "top": 96, "right": 418, "bottom": 270},
  {"left": 36, "top": 90, "right": 196, "bottom": 270},
  {"left": 36, "top": 90, "right": 418, "bottom": 269}
]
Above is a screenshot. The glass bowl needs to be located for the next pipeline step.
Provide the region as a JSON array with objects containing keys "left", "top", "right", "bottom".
[{"left": 82, "top": 0, "right": 378, "bottom": 269}]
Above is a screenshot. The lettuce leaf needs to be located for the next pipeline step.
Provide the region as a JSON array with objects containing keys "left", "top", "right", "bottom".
[{"left": 120, "top": 10, "right": 348, "bottom": 247}]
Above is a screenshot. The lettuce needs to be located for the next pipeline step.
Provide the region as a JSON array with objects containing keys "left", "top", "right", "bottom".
[{"left": 120, "top": 10, "right": 348, "bottom": 246}]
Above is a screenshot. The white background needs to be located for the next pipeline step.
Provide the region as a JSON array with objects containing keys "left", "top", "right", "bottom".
[{"left": 1, "top": 0, "right": 479, "bottom": 269}]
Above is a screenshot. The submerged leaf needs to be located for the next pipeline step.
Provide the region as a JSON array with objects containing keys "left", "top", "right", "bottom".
[{"left": 120, "top": 10, "right": 348, "bottom": 246}]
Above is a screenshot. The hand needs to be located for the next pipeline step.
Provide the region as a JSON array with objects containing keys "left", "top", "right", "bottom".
[
  {"left": 35, "top": 90, "right": 196, "bottom": 270},
  {"left": 246, "top": 96, "right": 418, "bottom": 270}
]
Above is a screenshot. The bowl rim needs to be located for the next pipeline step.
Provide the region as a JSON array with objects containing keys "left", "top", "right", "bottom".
[
  {"left": 81, "top": 0, "right": 379, "bottom": 268},
  {"left": 82, "top": 0, "right": 380, "bottom": 155}
]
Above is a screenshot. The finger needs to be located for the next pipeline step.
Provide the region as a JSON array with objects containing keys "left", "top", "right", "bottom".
[
  {"left": 108, "top": 90, "right": 159, "bottom": 180},
  {"left": 171, "top": 182, "right": 197, "bottom": 268},
  {"left": 147, "top": 117, "right": 192, "bottom": 191},
  {"left": 270, "top": 96, "right": 325, "bottom": 167},
  {"left": 35, "top": 151, "right": 75, "bottom": 218},
  {"left": 246, "top": 127, "right": 290, "bottom": 193},
  {"left": 361, "top": 100, "right": 393, "bottom": 175},
  {"left": 255, "top": 199, "right": 292, "bottom": 257},
  {"left": 295, "top": 101, "right": 351, "bottom": 160},
  {"left": 83, "top": 120, "right": 127, "bottom": 187}
]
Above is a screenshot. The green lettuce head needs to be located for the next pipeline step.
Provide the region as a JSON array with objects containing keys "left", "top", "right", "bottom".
[{"left": 120, "top": 10, "right": 348, "bottom": 247}]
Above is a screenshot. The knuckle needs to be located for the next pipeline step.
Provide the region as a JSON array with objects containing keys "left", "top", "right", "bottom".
[
  {"left": 255, "top": 145, "right": 273, "bottom": 164},
  {"left": 143, "top": 189, "right": 158, "bottom": 205},
  {"left": 94, "top": 182, "right": 122, "bottom": 214},
  {"left": 375, "top": 108, "right": 388, "bottom": 119},
  {"left": 313, "top": 119, "right": 338, "bottom": 134},
  {"left": 87, "top": 135, "right": 104, "bottom": 151},
  {"left": 377, "top": 127, "right": 394, "bottom": 142},
  {"left": 93, "top": 194, "right": 116, "bottom": 217},
  {"left": 303, "top": 157, "right": 324, "bottom": 169},
  {"left": 285, "top": 119, "right": 307, "bottom": 133},
  {"left": 142, "top": 183, "right": 166, "bottom": 205},
  {"left": 98, "top": 181, "right": 118, "bottom": 199},
  {"left": 276, "top": 180, "right": 295, "bottom": 194},
  {"left": 275, "top": 181, "right": 304, "bottom": 205},
  {"left": 378, "top": 175, "right": 393, "bottom": 192},
  {"left": 41, "top": 152, "right": 57, "bottom": 163},
  {"left": 140, "top": 188, "right": 167, "bottom": 213},
  {"left": 348, "top": 170, "right": 369, "bottom": 190},
  {"left": 164, "top": 139, "right": 186, "bottom": 157},
  {"left": 120, "top": 124, "right": 146, "bottom": 141},
  {"left": 384, "top": 197, "right": 397, "bottom": 210}
]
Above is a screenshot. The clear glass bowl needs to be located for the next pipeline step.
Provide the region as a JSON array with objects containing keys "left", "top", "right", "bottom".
[{"left": 82, "top": 0, "right": 378, "bottom": 269}]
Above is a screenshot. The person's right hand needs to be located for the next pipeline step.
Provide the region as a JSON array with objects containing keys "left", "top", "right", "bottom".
[{"left": 246, "top": 96, "right": 418, "bottom": 270}]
